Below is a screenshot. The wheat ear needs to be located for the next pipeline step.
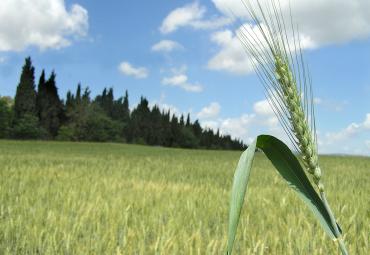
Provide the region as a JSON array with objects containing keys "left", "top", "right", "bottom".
[{"left": 237, "top": 0, "right": 348, "bottom": 254}]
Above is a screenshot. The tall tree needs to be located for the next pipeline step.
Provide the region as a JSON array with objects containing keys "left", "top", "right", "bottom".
[
  {"left": 37, "top": 71, "right": 63, "bottom": 137},
  {"left": 14, "top": 57, "right": 37, "bottom": 119},
  {"left": 127, "top": 97, "right": 150, "bottom": 143},
  {"left": 36, "top": 69, "right": 47, "bottom": 123},
  {"left": 186, "top": 113, "right": 191, "bottom": 127},
  {"left": 122, "top": 90, "right": 130, "bottom": 123},
  {"left": 76, "top": 83, "right": 82, "bottom": 104}
]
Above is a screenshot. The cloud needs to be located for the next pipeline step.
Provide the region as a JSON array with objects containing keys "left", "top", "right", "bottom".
[
  {"left": 253, "top": 99, "right": 274, "bottom": 116},
  {"left": 366, "top": 140, "right": 370, "bottom": 150},
  {"left": 151, "top": 40, "right": 183, "bottom": 52},
  {"left": 118, "top": 62, "right": 149, "bottom": 79},
  {"left": 0, "top": 56, "right": 6, "bottom": 64},
  {"left": 162, "top": 74, "right": 203, "bottom": 92},
  {"left": 319, "top": 113, "right": 370, "bottom": 155},
  {"left": 160, "top": 2, "right": 232, "bottom": 34},
  {"left": 208, "top": 0, "right": 370, "bottom": 75},
  {"left": 150, "top": 93, "right": 193, "bottom": 117},
  {"left": 197, "top": 102, "right": 221, "bottom": 119},
  {"left": 207, "top": 29, "right": 254, "bottom": 75},
  {"left": 314, "top": 97, "right": 348, "bottom": 112},
  {"left": 198, "top": 98, "right": 284, "bottom": 144},
  {"left": 364, "top": 113, "right": 370, "bottom": 129},
  {"left": 161, "top": 67, "right": 203, "bottom": 92},
  {"left": 208, "top": 22, "right": 315, "bottom": 75},
  {"left": 0, "top": 0, "right": 88, "bottom": 51},
  {"left": 324, "top": 113, "right": 370, "bottom": 142},
  {"left": 162, "top": 74, "right": 187, "bottom": 86},
  {"left": 212, "top": 0, "right": 370, "bottom": 47}
]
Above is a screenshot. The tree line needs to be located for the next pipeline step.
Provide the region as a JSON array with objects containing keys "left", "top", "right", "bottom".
[{"left": 0, "top": 57, "right": 246, "bottom": 150}]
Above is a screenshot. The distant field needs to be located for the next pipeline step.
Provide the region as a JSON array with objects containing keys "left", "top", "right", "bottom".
[{"left": 0, "top": 140, "right": 369, "bottom": 254}]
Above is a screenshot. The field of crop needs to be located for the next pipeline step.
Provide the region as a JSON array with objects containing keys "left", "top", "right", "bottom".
[{"left": 0, "top": 140, "right": 369, "bottom": 254}]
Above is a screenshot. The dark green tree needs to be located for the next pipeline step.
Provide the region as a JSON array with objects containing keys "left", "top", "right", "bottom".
[
  {"left": 14, "top": 57, "right": 37, "bottom": 119},
  {"left": 122, "top": 90, "right": 130, "bottom": 123},
  {"left": 76, "top": 83, "right": 82, "bottom": 104},
  {"left": 36, "top": 71, "right": 63, "bottom": 138},
  {"left": 186, "top": 113, "right": 191, "bottom": 127},
  {"left": 127, "top": 97, "right": 151, "bottom": 144},
  {"left": 0, "top": 96, "right": 12, "bottom": 138}
]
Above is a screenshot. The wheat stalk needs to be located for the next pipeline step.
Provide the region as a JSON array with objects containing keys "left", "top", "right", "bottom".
[{"left": 237, "top": 0, "right": 348, "bottom": 254}]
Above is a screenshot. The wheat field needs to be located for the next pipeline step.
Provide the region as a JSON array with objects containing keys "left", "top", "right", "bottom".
[{"left": 0, "top": 140, "right": 368, "bottom": 254}]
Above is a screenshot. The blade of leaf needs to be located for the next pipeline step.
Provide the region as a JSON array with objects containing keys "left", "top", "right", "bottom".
[
  {"left": 226, "top": 138, "right": 257, "bottom": 255},
  {"left": 256, "top": 135, "right": 340, "bottom": 239},
  {"left": 226, "top": 135, "right": 341, "bottom": 254}
]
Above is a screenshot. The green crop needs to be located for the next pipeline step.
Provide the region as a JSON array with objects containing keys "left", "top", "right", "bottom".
[{"left": 0, "top": 141, "right": 369, "bottom": 254}]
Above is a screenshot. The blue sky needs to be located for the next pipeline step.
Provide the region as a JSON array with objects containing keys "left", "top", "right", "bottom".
[{"left": 0, "top": 0, "right": 369, "bottom": 155}]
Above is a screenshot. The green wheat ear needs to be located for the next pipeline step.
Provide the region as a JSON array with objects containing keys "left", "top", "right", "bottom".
[
  {"left": 228, "top": 0, "right": 349, "bottom": 254},
  {"left": 237, "top": 0, "right": 324, "bottom": 189},
  {"left": 274, "top": 54, "right": 323, "bottom": 189}
]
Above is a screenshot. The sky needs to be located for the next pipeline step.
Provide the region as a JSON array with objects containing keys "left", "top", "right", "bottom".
[{"left": 0, "top": 0, "right": 369, "bottom": 155}]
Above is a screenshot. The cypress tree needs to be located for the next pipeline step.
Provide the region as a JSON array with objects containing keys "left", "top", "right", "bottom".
[
  {"left": 82, "top": 87, "right": 91, "bottom": 104},
  {"left": 37, "top": 71, "right": 63, "bottom": 137},
  {"left": 76, "top": 83, "right": 82, "bottom": 104},
  {"left": 179, "top": 114, "right": 185, "bottom": 127},
  {"left": 36, "top": 69, "right": 47, "bottom": 125},
  {"left": 14, "top": 57, "right": 37, "bottom": 119},
  {"left": 122, "top": 90, "right": 130, "bottom": 123},
  {"left": 186, "top": 113, "right": 191, "bottom": 127}
]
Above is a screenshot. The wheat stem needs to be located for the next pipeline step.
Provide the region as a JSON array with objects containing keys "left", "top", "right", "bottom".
[{"left": 320, "top": 192, "right": 349, "bottom": 255}]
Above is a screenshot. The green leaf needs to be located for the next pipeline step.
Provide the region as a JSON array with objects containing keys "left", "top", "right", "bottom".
[
  {"left": 226, "top": 135, "right": 340, "bottom": 255},
  {"left": 226, "top": 138, "right": 257, "bottom": 255}
]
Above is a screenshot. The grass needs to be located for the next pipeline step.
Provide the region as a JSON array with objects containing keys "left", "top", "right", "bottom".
[{"left": 0, "top": 140, "right": 369, "bottom": 254}]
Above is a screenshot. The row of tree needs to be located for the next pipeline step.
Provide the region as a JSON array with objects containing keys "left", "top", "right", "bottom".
[{"left": 0, "top": 57, "right": 246, "bottom": 150}]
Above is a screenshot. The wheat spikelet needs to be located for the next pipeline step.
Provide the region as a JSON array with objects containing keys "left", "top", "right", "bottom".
[
  {"left": 237, "top": 0, "right": 324, "bottom": 190},
  {"left": 274, "top": 54, "right": 322, "bottom": 187}
]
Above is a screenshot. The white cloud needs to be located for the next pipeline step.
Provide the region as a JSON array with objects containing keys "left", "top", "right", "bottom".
[
  {"left": 325, "top": 123, "right": 362, "bottom": 142},
  {"left": 366, "top": 140, "right": 370, "bottom": 150},
  {"left": 162, "top": 74, "right": 203, "bottom": 92},
  {"left": 212, "top": 0, "right": 370, "bottom": 46},
  {"left": 197, "top": 102, "right": 221, "bottom": 119},
  {"left": 162, "top": 74, "right": 187, "bottom": 86},
  {"left": 364, "top": 113, "right": 370, "bottom": 129},
  {"left": 160, "top": 2, "right": 232, "bottom": 34},
  {"left": 201, "top": 120, "right": 220, "bottom": 130},
  {"left": 319, "top": 113, "right": 370, "bottom": 155},
  {"left": 314, "top": 97, "right": 348, "bottom": 112},
  {"left": 150, "top": 93, "right": 193, "bottom": 118},
  {"left": 208, "top": 0, "right": 370, "bottom": 75},
  {"left": 197, "top": 98, "right": 285, "bottom": 144},
  {"left": 253, "top": 99, "right": 274, "bottom": 116},
  {"left": 118, "top": 62, "right": 149, "bottom": 79},
  {"left": 313, "top": 97, "right": 323, "bottom": 105},
  {"left": 161, "top": 68, "right": 203, "bottom": 93},
  {"left": 0, "top": 0, "right": 88, "bottom": 51},
  {"left": 207, "top": 29, "right": 254, "bottom": 75},
  {"left": 208, "top": 22, "right": 314, "bottom": 75},
  {"left": 151, "top": 40, "right": 183, "bottom": 52},
  {"left": 219, "top": 114, "right": 255, "bottom": 140},
  {"left": 0, "top": 56, "right": 6, "bottom": 63}
]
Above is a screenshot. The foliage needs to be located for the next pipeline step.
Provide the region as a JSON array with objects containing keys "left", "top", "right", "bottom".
[
  {"left": 11, "top": 114, "right": 45, "bottom": 139},
  {"left": 5, "top": 57, "right": 245, "bottom": 150},
  {"left": 13, "top": 57, "right": 37, "bottom": 119},
  {"left": 0, "top": 96, "right": 12, "bottom": 138},
  {"left": 36, "top": 70, "right": 63, "bottom": 138}
]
